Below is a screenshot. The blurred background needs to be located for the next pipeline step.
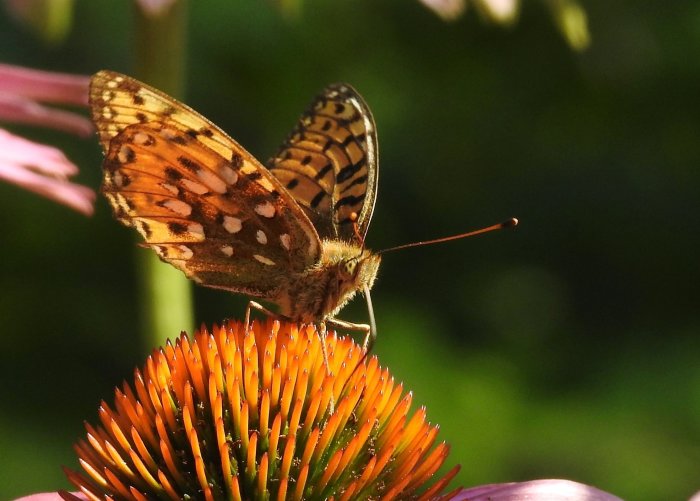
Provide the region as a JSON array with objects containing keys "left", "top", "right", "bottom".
[{"left": 1, "top": 1, "right": 699, "bottom": 499}]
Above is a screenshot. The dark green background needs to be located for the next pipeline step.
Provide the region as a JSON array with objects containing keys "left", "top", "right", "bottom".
[{"left": 1, "top": 1, "right": 699, "bottom": 499}]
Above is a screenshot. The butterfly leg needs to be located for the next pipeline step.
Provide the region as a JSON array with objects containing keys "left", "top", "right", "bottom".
[
  {"left": 327, "top": 318, "right": 375, "bottom": 412},
  {"left": 245, "top": 300, "right": 287, "bottom": 333},
  {"left": 315, "top": 320, "right": 341, "bottom": 416},
  {"left": 326, "top": 285, "right": 377, "bottom": 353},
  {"left": 325, "top": 318, "right": 374, "bottom": 351},
  {"left": 317, "top": 320, "right": 332, "bottom": 373}
]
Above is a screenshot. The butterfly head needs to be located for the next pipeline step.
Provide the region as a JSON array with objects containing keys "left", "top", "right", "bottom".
[
  {"left": 340, "top": 249, "right": 381, "bottom": 291},
  {"left": 317, "top": 240, "right": 381, "bottom": 320}
]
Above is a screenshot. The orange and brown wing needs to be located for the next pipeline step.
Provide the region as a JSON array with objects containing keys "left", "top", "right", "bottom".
[
  {"left": 267, "top": 83, "right": 378, "bottom": 241},
  {"left": 90, "top": 71, "right": 321, "bottom": 297}
]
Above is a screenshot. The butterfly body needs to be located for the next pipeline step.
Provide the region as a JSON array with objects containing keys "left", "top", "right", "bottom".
[
  {"left": 276, "top": 240, "right": 380, "bottom": 323},
  {"left": 90, "top": 71, "right": 380, "bottom": 334}
]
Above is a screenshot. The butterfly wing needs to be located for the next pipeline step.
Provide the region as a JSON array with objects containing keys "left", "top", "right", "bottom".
[
  {"left": 90, "top": 70, "right": 321, "bottom": 297},
  {"left": 267, "top": 83, "right": 378, "bottom": 241}
]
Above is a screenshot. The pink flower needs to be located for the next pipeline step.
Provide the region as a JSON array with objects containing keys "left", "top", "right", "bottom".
[
  {"left": 418, "top": 0, "right": 517, "bottom": 22},
  {"left": 0, "top": 63, "right": 95, "bottom": 215},
  {"left": 0, "top": 63, "right": 92, "bottom": 136},
  {"left": 418, "top": 0, "right": 589, "bottom": 50},
  {"left": 0, "top": 129, "right": 95, "bottom": 215},
  {"left": 16, "top": 480, "right": 624, "bottom": 500},
  {"left": 13, "top": 494, "right": 86, "bottom": 501},
  {"left": 134, "top": 0, "right": 177, "bottom": 16},
  {"left": 418, "top": 0, "right": 466, "bottom": 20},
  {"left": 452, "top": 479, "right": 624, "bottom": 500}
]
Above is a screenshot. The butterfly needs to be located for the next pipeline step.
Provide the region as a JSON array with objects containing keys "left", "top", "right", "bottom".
[{"left": 89, "top": 71, "right": 381, "bottom": 349}]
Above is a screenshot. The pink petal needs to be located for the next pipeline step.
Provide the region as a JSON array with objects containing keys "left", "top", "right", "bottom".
[
  {"left": 0, "top": 128, "right": 77, "bottom": 176},
  {"left": 0, "top": 129, "right": 95, "bottom": 215},
  {"left": 135, "top": 0, "right": 177, "bottom": 16},
  {"left": 0, "top": 92, "right": 93, "bottom": 137},
  {"left": 13, "top": 493, "right": 87, "bottom": 501},
  {"left": 476, "top": 0, "right": 518, "bottom": 22},
  {"left": 418, "top": 0, "right": 466, "bottom": 20},
  {"left": 451, "top": 479, "right": 624, "bottom": 500},
  {"left": 0, "top": 63, "right": 89, "bottom": 106}
]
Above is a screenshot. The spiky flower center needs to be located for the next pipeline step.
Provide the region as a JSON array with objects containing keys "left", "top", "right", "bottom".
[{"left": 65, "top": 320, "right": 459, "bottom": 500}]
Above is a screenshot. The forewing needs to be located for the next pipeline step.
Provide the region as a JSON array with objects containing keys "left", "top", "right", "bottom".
[
  {"left": 267, "top": 83, "right": 378, "bottom": 241},
  {"left": 90, "top": 71, "right": 321, "bottom": 296}
]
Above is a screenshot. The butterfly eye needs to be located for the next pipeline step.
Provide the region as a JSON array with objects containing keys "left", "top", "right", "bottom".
[{"left": 344, "top": 260, "right": 357, "bottom": 276}]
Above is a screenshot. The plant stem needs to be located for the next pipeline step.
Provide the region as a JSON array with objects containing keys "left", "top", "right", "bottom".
[{"left": 132, "top": 0, "right": 194, "bottom": 351}]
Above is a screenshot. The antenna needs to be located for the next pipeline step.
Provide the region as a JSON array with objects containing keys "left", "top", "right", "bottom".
[{"left": 378, "top": 217, "right": 518, "bottom": 255}]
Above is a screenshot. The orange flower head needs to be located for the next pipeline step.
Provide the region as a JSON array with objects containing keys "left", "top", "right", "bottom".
[{"left": 64, "top": 319, "right": 460, "bottom": 500}]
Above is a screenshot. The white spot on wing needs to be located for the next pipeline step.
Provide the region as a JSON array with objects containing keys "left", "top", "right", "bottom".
[
  {"left": 254, "top": 254, "right": 275, "bottom": 266},
  {"left": 111, "top": 171, "right": 124, "bottom": 188},
  {"left": 117, "top": 145, "right": 133, "bottom": 163},
  {"left": 159, "top": 128, "right": 178, "bottom": 140},
  {"left": 163, "top": 199, "right": 192, "bottom": 216},
  {"left": 161, "top": 183, "right": 179, "bottom": 195},
  {"left": 256, "top": 230, "right": 268, "bottom": 245},
  {"left": 220, "top": 245, "right": 233, "bottom": 257},
  {"left": 223, "top": 216, "right": 242, "bottom": 234},
  {"left": 177, "top": 245, "right": 194, "bottom": 259},
  {"left": 219, "top": 165, "right": 238, "bottom": 185},
  {"left": 187, "top": 222, "right": 205, "bottom": 238},
  {"left": 133, "top": 132, "right": 151, "bottom": 145},
  {"left": 181, "top": 179, "right": 209, "bottom": 195},
  {"left": 255, "top": 201, "right": 275, "bottom": 218},
  {"left": 280, "top": 234, "right": 291, "bottom": 250},
  {"left": 307, "top": 238, "right": 319, "bottom": 258},
  {"left": 196, "top": 168, "right": 227, "bottom": 194}
]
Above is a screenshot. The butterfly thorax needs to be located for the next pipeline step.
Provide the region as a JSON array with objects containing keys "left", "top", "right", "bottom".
[{"left": 275, "top": 239, "right": 381, "bottom": 323}]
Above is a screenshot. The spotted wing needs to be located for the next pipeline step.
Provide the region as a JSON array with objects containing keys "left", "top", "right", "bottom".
[
  {"left": 90, "top": 70, "right": 321, "bottom": 297},
  {"left": 267, "top": 83, "right": 378, "bottom": 241}
]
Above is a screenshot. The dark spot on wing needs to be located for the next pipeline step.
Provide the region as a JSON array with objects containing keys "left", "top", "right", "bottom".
[
  {"left": 177, "top": 156, "right": 201, "bottom": 172},
  {"left": 310, "top": 190, "right": 326, "bottom": 208},
  {"left": 314, "top": 163, "right": 332, "bottom": 181},
  {"left": 168, "top": 222, "right": 188, "bottom": 235},
  {"left": 335, "top": 193, "right": 365, "bottom": 209},
  {"left": 165, "top": 167, "right": 183, "bottom": 180}
]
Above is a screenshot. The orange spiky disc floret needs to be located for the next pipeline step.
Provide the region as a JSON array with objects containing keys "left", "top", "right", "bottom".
[{"left": 64, "top": 319, "right": 460, "bottom": 500}]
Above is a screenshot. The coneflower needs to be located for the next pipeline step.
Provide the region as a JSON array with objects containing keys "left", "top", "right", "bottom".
[{"left": 63, "top": 319, "right": 460, "bottom": 500}]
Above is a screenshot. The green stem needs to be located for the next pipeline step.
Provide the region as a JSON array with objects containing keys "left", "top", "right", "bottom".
[{"left": 132, "top": 0, "right": 194, "bottom": 351}]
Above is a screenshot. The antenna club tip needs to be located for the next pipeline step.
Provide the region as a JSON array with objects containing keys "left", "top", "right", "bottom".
[{"left": 504, "top": 217, "right": 519, "bottom": 228}]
